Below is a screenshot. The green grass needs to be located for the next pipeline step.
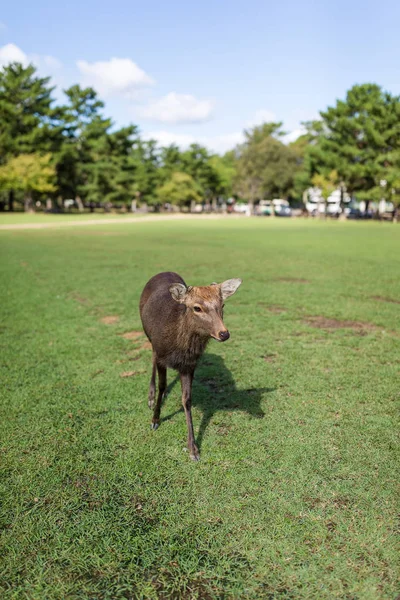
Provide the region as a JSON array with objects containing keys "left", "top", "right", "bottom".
[
  {"left": 0, "top": 211, "right": 152, "bottom": 225},
  {"left": 1, "top": 218, "right": 399, "bottom": 599}
]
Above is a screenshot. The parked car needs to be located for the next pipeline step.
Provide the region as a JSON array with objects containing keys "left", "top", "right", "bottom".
[
  {"left": 257, "top": 200, "right": 273, "bottom": 216},
  {"left": 345, "top": 207, "right": 361, "bottom": 219},
  {"left": 272, "top": 199, "right": 292, "bottom": 217},
  {"left": 234, "top": 203, "right": 250, "bottom": 214}
]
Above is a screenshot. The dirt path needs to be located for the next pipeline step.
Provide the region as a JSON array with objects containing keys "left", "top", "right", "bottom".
[{"left": 0, "top": 213, "right": 234, "bottom": 231}]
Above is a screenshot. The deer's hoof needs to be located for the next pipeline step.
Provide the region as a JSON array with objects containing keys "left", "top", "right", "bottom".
[
  {"left": 189, "top": 446, "right": 200, "bottom": 462},
  {"left": 151, "top": 422, "right": 159, "bottom": 431}
]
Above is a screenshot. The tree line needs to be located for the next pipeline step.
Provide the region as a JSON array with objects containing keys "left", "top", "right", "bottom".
[{"left": 0, "top": 62, "right": 399, "bottom": 219}]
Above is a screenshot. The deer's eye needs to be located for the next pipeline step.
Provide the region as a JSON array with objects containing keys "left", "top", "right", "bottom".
[{"left": 193, "top": 306, "right": 202, "bottom": 313}]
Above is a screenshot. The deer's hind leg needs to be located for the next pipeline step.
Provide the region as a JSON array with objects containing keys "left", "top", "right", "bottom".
[
  {"left": 148, "top": 350, "right": 157, "bottom": 409},
  {"left": 151, "top": 360, "right": 167, "bottom": 430}
]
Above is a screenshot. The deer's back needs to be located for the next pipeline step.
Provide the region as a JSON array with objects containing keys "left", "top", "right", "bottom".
[{"left": 140, "top": 271, "right": 185, "bottom": 346}]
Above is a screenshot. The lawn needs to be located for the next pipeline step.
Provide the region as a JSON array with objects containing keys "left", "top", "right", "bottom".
[
  {"left": 0, "top": 218, "right": 399, "bottom": 599},
  {"left": 0, "top": 211, "right": 153, "bottom": 226}
]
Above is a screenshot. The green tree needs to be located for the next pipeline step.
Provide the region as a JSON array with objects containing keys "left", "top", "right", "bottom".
[
  {"left": 311, "top": 170, "right": 338, "bottom": 218},
  {"left": 209, "top": 152, "right": 236, "bottom": 200},
  {"left": 58, "top": 85, "right": 111, "bottom": 207},
  {"left": 181, "top": 144, "right": 220, "bottom": 203},
  {"left": 307, "top": 84, "right": 400, "bottom": 214},
  {"left": 132, "top": 140, "right": 161, "bottom": 207},
  {"left": 158, "top": 144, "right": 183, "bottom": 185},
  {"left": 0, "top": 63, "right": 62, "bottom": 209},
  {"left": 234, "top": 122, "right": 299, "bottom": 208},
  {"left": 156, "top": 172, "right": 201, "bottom": 208},
  {"left": 0, "top": 153, "right": 56, "bottom": 211}
]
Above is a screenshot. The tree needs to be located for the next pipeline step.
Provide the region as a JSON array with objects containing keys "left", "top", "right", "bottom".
[
  {"left": 132, "top": 140, "right": 161, "bottom": 207},
  {"left": 0, "top": 63, "right": 61, "bottom": 209},
  {"left": 58, "top": 85, "right": 111, "bottom": 206},
  {"left": 0, "top": 154, "right": 56, "bottom": 211},
  {"left": 380, "top": 168, "right": 400, "bottom": 222},
  {"left": 209, "top": 152, "right": 236, "bottom": 200},
  {"left": 233, "top": 122, "right": 299, "bottom": 208},
  {"left": 158, "top": 144, "right": 183, "bottom": 185},
  {"left": 306, "top": 84, "right": 400, "bottom": 214},
  {"left": 156, "top": 172, "right": 201, "bottom": 208},
  {"left": 181, "top": 144, "right": 220, "bottom": 203},
  {"left": 311, "top": 170, "right": 338, "bottom": 218}
]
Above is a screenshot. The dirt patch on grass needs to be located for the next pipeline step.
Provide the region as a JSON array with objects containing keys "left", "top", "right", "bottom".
[
  {"left": 91, "top": 369, "right": 104, "bottom": 378},
  {"left": 120, "top": 330, "right": 143, "bottom": 340},
  {"left": 371, "top": 295, "right": 400, "bottom": 305},
  {"left": 267, "top": 304, "right": 286, "bottom": 314},
  {"left": 261, "top": 354, "right": 277, "bottom": 363},
  {"left": 70, "top": 292, "right": 91, "bottom": 306},
  {"left": 120, "top": 370, "right": 141, "bottom": 378},
  {"left": 100, "top": 315, "right": 119, "bottom": 325},
  {"left": 304, "top": 316, "right": 376, "bottom": 335},
  {"left": 304, "top": 495, "right": 353, "bottom": 510},
  {"left": 258, "top": 303, "right": 286, "bottom": 314},
  {"left": 276, "top": 277, "right": 310, "bottom": 284}
]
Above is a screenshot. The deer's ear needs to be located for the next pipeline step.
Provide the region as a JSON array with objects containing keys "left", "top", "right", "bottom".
[
  {"left": 220, "top": 278, "right": 242, "bottom": 300},
  {"left": 169, "top": 283, "right": 188, "bottom": 303}
]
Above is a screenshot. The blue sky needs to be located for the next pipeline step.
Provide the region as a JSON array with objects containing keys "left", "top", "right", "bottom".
[{"left": 1, "top": 0, "right": 399, "bottom": 153}]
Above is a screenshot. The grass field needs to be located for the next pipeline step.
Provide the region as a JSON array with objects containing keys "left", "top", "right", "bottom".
[
  {"left": 1, "top": 218, "right": 399, "bottom": 599},
  {"left": 0, "top": 211, "right": 153, "bottom": 226}
]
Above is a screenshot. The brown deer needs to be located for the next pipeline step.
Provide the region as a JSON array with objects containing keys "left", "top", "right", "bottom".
[{"left": 139, "top": 271, "right": 242, "bottom": 460}]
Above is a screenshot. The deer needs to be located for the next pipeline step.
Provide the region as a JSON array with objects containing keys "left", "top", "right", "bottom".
[{"left": 139, "top": 271, "right": 242, "bottom": 461}]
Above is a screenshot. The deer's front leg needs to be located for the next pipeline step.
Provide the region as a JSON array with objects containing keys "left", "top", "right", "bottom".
[{"left": 180, "top": 371, "right": 199, "bottom": 461}]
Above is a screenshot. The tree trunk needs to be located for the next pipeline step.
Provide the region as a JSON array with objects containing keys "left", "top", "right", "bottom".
[
  {"left": 8, "top": 190, "right": 14, "bottom": 212},
  {"left": 393, "top": 204, "right": 399, "bottom": 223},
  {"left": 131, "top": 199, "right": 137, "bottom": 213},
  {"left": 338, "top": 184, "right": 346, "bottom": 220},
  {"left": 24, "top": 194, "right": 34, "bottom": 212},
  {"left": 211, "top": 198, "right": 217, "bottom": 212},
  {"left": 75, "top": 196, "right": 84, "bottom": 211},
  {"left": 364, "top": 200, "right": 370, "bottom": 216},
  {"left": 46, "top": 198, "right": 53, "bottom": 212}
]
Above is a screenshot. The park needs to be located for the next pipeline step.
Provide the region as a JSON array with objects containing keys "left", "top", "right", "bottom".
[
  {"left": 1, "top": 1, "right": 400, "bottom": 596},
  {"left": 1, "top": 216, "right": 398, "bottom": 598}
]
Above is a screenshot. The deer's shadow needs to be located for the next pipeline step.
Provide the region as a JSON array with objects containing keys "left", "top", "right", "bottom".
[{"left": 161, "top": 353, "right": 275, "bottom": 450}]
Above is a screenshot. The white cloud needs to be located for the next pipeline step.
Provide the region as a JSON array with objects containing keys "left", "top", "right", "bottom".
[
  {"left": 139, "top": 92, "right": 214, "bottom": 124},
  {"left": 209, "top": 132, "right": 244, "bottom": 153},
  {"left": 145, "top": 130, "right": 243, "bottom": 154},
  {"left": 0, "top": 43, "right": 62, "bottom": 74},
  {"left": 77, "top": 57, "right": 154, "bottom": 98},
  {"left": 34, "top": 54, "right": 62, "bottom": 70},
  {"left": 246, "top": 109, "right": 277, "bottom": 128},
  {"left": 0, "top": 42, "right": 29, "bottom": 67},
  {"left": 145, "top": 131, "right": 196, "bottom": 148},
  {"left": 282, "top": 127, "right": 306, "bottom": 144}
]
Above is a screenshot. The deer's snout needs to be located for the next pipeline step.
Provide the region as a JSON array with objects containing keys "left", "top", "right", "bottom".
[{"left": 218, "top": 330, "right": 230, "bottom": 342}]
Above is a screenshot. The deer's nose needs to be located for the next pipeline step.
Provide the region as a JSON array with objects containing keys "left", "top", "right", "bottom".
[{"left": 219, "top": 330, "right": 230, "bottom": 342}]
